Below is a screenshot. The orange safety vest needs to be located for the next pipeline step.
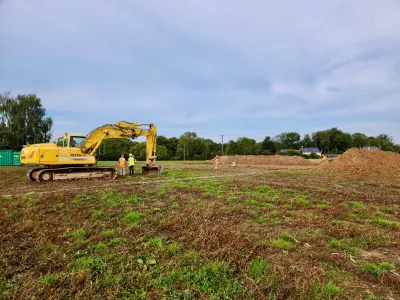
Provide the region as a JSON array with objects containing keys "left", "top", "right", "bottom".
[{"left": 119, "top": 157, "right": 126, "bottom": 167}]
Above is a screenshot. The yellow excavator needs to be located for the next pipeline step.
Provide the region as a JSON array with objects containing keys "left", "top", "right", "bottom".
[{"left": 20, "top": 121, "right": 163, "bottom": 183}]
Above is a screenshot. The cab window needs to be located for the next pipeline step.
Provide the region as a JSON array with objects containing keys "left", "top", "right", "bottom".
[
  {"left": 57, "top": 138, "right": 64, "bottom": 147},
  {"left": 63, "top": 138, "right": 69, "bottom": 147},
  {"left": 70, "top": 136, "right": 85, "bottom": 147}
]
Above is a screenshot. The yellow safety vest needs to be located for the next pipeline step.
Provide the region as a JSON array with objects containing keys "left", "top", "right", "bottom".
[{"left": 128, "top": 157, "right": 136, "bottom": 166}]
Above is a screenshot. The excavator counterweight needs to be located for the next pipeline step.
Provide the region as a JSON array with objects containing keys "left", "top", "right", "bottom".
[{"left": 20, "top": 121, "right": 163, "bottom": 182}]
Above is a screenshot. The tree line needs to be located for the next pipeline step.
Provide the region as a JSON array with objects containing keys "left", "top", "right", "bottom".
[
  {"left": 1, "top": 93, "right": 399, "bottom": 159},
  {"left": 98, "top": 129, "right": 400, "bottom": 161}
]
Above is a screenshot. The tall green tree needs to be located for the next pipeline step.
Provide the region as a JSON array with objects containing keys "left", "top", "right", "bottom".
[
  {"left": 274, "top": 132, "right": 300, "bottom": 149},
  {"left": 261, "top": 136, "right": 278, "bottom": 154},
  {"left": 352, "top": 133, "right": 368, "bottom": 148},
  {"left": 301, "top": 134, "right": 314, "bottom": 148},
  {"left": 0, "top": 93, "right": 53, "bottom": 150}
]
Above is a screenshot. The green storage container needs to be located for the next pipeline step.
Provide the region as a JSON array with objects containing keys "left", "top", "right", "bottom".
[
  {"left": 0, "top": 150, "right": 13, "bottom": 166},
  {"left": 13, "top": 152, "right": 21, "bottom": 166}
]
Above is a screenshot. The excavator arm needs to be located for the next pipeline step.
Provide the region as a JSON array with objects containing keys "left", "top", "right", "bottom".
[{"left": 80, "top": 122, "right": 158, "bottom": 163}]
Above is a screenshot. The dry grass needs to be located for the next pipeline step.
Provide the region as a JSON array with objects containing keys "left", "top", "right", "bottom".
[{"left": 0, "top": 162, "right": 399, "bottom": 299}]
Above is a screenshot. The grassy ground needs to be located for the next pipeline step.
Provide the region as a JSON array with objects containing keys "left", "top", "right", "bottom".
[{"left": 0, "top": 162, "right": 399, "bottom": 299}]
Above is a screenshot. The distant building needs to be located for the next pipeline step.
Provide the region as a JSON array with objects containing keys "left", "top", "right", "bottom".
[
  {"left": 361, "top": 146, "right": 379, "bottom": 151},
  {"left": 300, "top": 147, "right": 322, "bottom": 156}
]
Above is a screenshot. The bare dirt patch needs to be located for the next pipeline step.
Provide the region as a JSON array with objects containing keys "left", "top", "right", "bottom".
[{"left": 220, "top": 155, "right": 313, "bottom": 166}]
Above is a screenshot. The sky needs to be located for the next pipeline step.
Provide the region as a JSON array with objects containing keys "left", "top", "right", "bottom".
[{"left": 1, "top": 0, "right": 400, "bottom": 143}]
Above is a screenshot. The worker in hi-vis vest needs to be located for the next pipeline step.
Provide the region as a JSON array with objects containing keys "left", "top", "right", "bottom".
[{"left": 128, "top": 153, "right": 137, "bottom": 176}]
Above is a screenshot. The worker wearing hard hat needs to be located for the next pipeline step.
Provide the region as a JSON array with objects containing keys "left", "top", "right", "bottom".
[
  {"left": 119, "top": 154, "right": 126, "bottom": 176},
  {"left": 128, "top": 153, "right": 137, "bottom": 176}
]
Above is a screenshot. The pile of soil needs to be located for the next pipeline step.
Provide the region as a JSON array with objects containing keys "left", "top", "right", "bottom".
[
  {"left": 317, "top": 148, "right": 400, "bottom": 174},
  {"left": 219, "top": 155, "right": 312, "bottom": 166}
]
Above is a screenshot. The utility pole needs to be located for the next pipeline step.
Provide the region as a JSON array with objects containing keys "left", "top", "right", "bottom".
[{"left": 221, "top": 135, "right": 224, "bottom": 156}]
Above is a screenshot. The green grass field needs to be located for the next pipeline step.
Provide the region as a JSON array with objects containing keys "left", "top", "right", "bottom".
[{"left": 0, "top": 162, "right": 399, "bottom": 299}]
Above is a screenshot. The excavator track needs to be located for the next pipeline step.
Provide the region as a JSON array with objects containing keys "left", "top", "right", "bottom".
[{"left": 27, "top": 167, "right": 118, "bottom": 183}]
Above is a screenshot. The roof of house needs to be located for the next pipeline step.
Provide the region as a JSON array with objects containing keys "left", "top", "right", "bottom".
[
  {"left": 361, "top": 146, "right": 379, "bottom": 150},
  {"left": 301, "top": 147, "right": 321, "bottom": 153}
]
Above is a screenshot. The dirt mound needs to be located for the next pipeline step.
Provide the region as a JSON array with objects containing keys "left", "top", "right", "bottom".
[
  {"left": 219, "top": 155, "right": 312, "bottom": 166},
  {"left": 318, "top": 148, "right": 400, "bottom": 174}
]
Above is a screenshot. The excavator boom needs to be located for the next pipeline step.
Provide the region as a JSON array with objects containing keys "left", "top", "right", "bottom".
[{"left": 20, "top": 121, "right": 163, "bottom": 182}]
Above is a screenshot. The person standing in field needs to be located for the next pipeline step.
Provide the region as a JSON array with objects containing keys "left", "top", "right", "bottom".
[
  {"left": 119, "top": 154, "right": 126, "bottom": 176},
  {"left": 214, "top": 155, "right": 220, "bottom": 170},
  {"left": 128, "top": 153, "right": 137, "bottom": 176}
]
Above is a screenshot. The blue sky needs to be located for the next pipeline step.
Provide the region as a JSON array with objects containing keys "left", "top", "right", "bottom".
[{"left": 1, "top": 0, "right": 400, "bottom": 143}]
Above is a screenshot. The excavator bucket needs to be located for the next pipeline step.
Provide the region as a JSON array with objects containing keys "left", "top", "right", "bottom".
[{"left": 142, "top": 165, "right": 164, "bottom": 175}]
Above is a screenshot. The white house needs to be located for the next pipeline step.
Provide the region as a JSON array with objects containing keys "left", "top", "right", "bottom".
[
  {"left": 361, "top": 146, "right": 379, "bottom": 151},
  {"left": 300, "top": 147, "right": 322, "bottom": 156}
]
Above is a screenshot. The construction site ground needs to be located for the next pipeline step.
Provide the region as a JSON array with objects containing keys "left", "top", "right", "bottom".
[{"left": 1, "top": 158, "right": 399, "bottom": 299}]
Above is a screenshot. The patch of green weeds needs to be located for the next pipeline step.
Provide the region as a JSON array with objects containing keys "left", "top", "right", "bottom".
[
  {"left": 245, "top": 199, "right": 258, "bottom": 206},
  {"left": 95, "top": 243, "right": 107, "bottom": 250},
  {"left": 171, "top": 203, "right": 180, "bottom": 209},
  {"left": 98, "top": 270, "right": 123, "bottom": 288},
  {"left": 281, "top": 204, "right": 293, "bottom": 210},
  {"left": 371, "top": 217, "right": 400, "bottom": 230},
  {"left": 167, "top": 242, "right": 181, "bottom": 255},
  {"left": 71, "top": 256, "right": 106, "bottom": 272},
  {"left": 315, "top": 200, "right": 331, "bottom": 207},
  {"left": 284, "top": 188, "right": 295, "bottom": 194},
  {"left": 346, "top": 201, "right": 368, "bottom": 210},
  {"left": 333, "top": 183, "right": 343, "bottom": 188},
  {"left": 382, "top": 206, "right": 398, "bottom": 214},
  {"left": 293, "top": 195, "right": 310, "bottom": 206},
  {"left": 196, "top": 201, "right": 205, "bottom": 207},
  {"left": 165, "top": 260, "right": 239, "bottom": 297},
  {"left": 266, "top": 232, "right": 296, "bottom": 249},
  {"left": 100, "top": 230, "right": 114, "bottom": 238},
  {"left": 124, "top": 212, "right": 144, "bottom": 223},
  {"left": 107, "top": 238, "right": 128, "bottom": 247},
  {"left": 72, "top": 193, "right": 90, "bottom": 204},
  {"left": 364, "top": 296, "right": 386, "bottom": 300},
  {"left": 38, "top": 274, "right": 62, "bottom": 287},
  {"left": 278, "top": 231, "right": 296, "bottom": 242},
  {"left": 248, "top": 258, "right": 270, "bottom": 280},
  {"left": 92, "top": 210, "right": 105, "bottom": 217},
  {"left": 227, "top": 197, "right": 238, "bottom": 204},
  {"left": 309, "top": 281, "right": 341, "bottom": 299},
  {"left": 360, "top": 262, "right": 395, "bottom": 277},
  {"left": 267, "top": 210, "right": 282, "bottom": 221},
  {"left": 126, "top": 195, "right": 141, "bottom": 204},
  {"left": 245, "top": 199, "right": 275, "bottom": 208},
  {"left": 329, "top": 239, "right": 358, "bottom": 255},
  {"left": 270, "top": 238, "right": 293, "bottom": 250},
  {"left": 148, "top": 236, "right": 164, "bottom": 250},
  {"left": 68, "top": 229, "right": 86, "bottom": 240}
]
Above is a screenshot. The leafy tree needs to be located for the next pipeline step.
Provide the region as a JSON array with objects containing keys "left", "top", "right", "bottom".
[
  {"left": 237, "top": 137, "right": 258, "bottom": 154},
  {"left": 261, "top": 136, "right": 278, "bottom": 154},
  {"left": 274, "top": 132, "right": 300, "bottom": 149},
  {"left": 225, "top": 140, "right": 238, "bottom": 155},
  {"left": 301, "top": 134, "right": 314, "bottom": 148},
  {"left": 352, "top": 133, "right": 368, "bottom": 148},
  {"left": 0, "top": 93, "right": 53, "bottom": 150}
]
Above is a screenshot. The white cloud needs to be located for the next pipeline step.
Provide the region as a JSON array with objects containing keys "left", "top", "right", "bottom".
[{"left": 1, "top": 0, "right": 400, "bottom": 142}]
